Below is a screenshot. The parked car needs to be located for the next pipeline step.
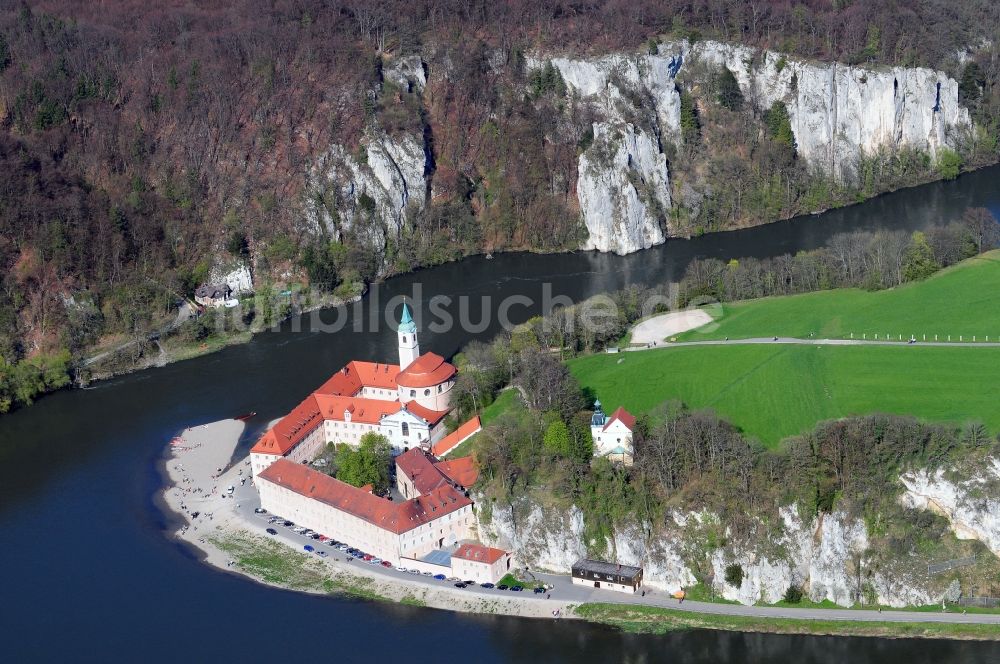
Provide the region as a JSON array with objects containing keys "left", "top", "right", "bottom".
[
  {"left": 282, "top": 521, "right": 294, "bottom": 527},
  {"left": 316, "top": 550, "right": 327, "bottom": 557},
  {"left": 395, "top": 566, "right": 407, "bottom": 572},
  {"left": 454, "top": 582, "right": 467, "bottom": 588},
  {"left": 318, "top": 535, "right": 328, "bottom": 542},
  {"left": 446, "top": 577, "right": 460, "bottom": 582},
  {"left": 421, "top": 571, "right": 433, "bottom": 577},
  {"left": 511, "top": 586, "right": 524, "bottom": 592},
  {"left": 266, "top": 528, "right": 277, "bottom": 535},
  {"left": 480, "top": 583, "right": 495, "bottom": 589},
  {"left": 433, "top": 574, "right": 447, "bottom": 580},
  {"left": 254, "top": 507, "right": 267, "bottom": 514},
  {"left": 464, "top": 580, "right": 475, "bottom": 585},
  {"left": 497, "top": 584, "right": 509, "bottom": 591},
  {"left": 363, "top": 554, "right": 373, "bottom": 561},
  {"left": 408, "top": 569, "right": 421, "bottom": 575},
  {"left": 381, "top": 561, "right": 393, "bottom": 568},
  {"left": 310, "top": 533, "right": 321, "bottom": 540},
  {"left": 533, "top": 587, "right": 545, "bottom": 594},
  {"left": 303, "top": 545, "right": 314, "bottom": 552}
]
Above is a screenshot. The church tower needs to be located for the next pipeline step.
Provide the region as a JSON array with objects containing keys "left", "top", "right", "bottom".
[{"left": 398, "top": 303, "right": 419, "bottom": 370}]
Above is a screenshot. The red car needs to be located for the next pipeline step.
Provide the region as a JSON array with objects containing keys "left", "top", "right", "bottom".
[
  {"left": 318, "top": 535, "right": 328, "bottom": 542},
  {"left": 363, "top": 554, "right": 373, "bottom": 561},
  {"left": 380, "top": 561, "right": 392, "bottom": 568}
]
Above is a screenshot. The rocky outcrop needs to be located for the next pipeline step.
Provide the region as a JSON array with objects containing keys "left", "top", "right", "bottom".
[
  {"left": 900, "top": 460, "right": 1000, "bottom": 557},
  {"left": 687, "top": 40, "right": 971, "bottom": 181},
  {"left": 577, "top": 122, "right": 670, "bottom": 254},
  {"left": 542, "top": 54, "right": 681, "bottom": 254},
  {"left": 530, "top": 40, "right": 971, "bottom": 254},
  {"left": 210, "top": 263, "right": 254, "bottom": 296},
  {"left": 306, "top": 130, "right": 428, "bottom": 249},
  {"left": 477, "top": 499, "right": 587, "bottom": 572},
  {"left": 477, "top": 493, "right": 985, "bottom": 608}
]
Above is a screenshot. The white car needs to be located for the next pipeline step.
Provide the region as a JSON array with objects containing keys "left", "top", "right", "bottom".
[{"left": 395, "top": 566, "right": 407, "bottom": 572}]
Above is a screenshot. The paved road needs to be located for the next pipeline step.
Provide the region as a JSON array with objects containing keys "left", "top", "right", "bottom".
[
  {"left": 230, "top": 479, "right": 1000, "bottom": 626},
  {"left": 627, "top": 337, "right": 1000, "bottom": 351}
]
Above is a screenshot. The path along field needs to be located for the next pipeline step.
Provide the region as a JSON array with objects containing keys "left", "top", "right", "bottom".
[
  {"left": 676, "top": 252, "right": 1000, "bottom": 342},
  {"left": 568, "top": 344, "right": 1000, "bottom": 446}
]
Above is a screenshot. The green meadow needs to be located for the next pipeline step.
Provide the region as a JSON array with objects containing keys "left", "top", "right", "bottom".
[
  {"left": 677, "top": 252, "right": 1000, "bottom": 342},
  {"left": 568, "top": 344, "right": 1000, "bottom": 446}
]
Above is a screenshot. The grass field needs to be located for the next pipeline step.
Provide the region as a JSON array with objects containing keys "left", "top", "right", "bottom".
[
  {"left": 568, "top": 344, "right": 1000, "bottom": 445},
  {"left": 677, "top": 252, "right": 1000, "bottom": 342}
]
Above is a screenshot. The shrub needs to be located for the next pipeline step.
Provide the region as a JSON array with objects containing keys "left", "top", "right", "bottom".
[
  {"left": 724, "top": 563, "right": 744, "bottom": 588},
  {"left": 716, "top": 67, "right": 743, "bottom": 111},
  {"left": 936, "top": 148, "right": 961, "bottom": 180},
  {"left": 783, "top": 584, "right": 804, "bottom": 603}
]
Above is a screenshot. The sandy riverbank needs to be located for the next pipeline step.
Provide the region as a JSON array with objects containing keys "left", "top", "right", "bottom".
[{"left": 160, "top": 419, "right": 572, "bottom": 620}]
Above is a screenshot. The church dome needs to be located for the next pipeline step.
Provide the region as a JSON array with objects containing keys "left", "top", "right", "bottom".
[{"left": 396, "top": 352, "right": 456, "bottom": 388}]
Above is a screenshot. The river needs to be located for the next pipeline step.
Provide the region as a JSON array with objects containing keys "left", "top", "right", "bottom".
[{"left": 2, "top": 167, "right": 1000, "bottom": 662}]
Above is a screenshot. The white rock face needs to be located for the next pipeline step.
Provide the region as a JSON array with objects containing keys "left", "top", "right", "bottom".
[
  {"left": 210, "top": 263, "right": 254, "bottom": 295},
  {"left": 535, "top": 53, "right": 681, "bottom": 254},
  {"left": 477, "top": 500, "right": 587, "bottom": 572},
  {"left": 608, "top": 522, "right": 696, "bottom": 592},
  {"left": 686, "top": 40, "right": 971, "bottom": 181},
  {"left": 901, "top": 460, "right": 1000, "bottom": 557},
  {"left": 577, "top": 122, "right": 670, "bottom": 254},
  {"left": 306, "top": 131, "right": 427, "bottom": 249},
  {"left": 383, "top": 55, "right": 426, "bottom": 92},
  {"left": 532, "top": 41, "right": 972, "bottom": 255}
]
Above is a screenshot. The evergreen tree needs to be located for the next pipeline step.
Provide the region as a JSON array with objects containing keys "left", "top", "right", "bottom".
[{"left": 716, "top": 67, "right": 743, "bottom": 111}]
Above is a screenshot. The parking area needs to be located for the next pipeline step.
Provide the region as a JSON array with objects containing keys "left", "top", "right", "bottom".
[{"left": 233, "top": 483, "right": 561, "bottom": 597}]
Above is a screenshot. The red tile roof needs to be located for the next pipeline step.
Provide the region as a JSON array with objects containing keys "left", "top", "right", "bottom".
[
  {"left": 402, "top": 401, "right": 449, "bottom": 426},
  {"left": 395, "top": 448, "right": 450, "bottom": 496},
  {"left": 434, "top": 456, "right": 479, "bottom": 489},
  {"left": 316, "top": 361, "right": 400, "bottom": 396},
  {"left": 431, "top": 416, "right": 482, "bottom": 456},
  {"left": 604, "top": 406, "right": 636, "bottom": 432},
  {"left": 250, "top": 394, "right": 323, "bottom": 456},
  {"left": 452, "top": 542, "right": 508, "bottom": 565},
  {"left": 396, "top": 352, "right": 456, "bottom": 388},
  {"left": 259, "top": 458, "right": 470, "bottom": 534},
  {"left": 314, "top": 394, "right": 401, "bottom": 424}
]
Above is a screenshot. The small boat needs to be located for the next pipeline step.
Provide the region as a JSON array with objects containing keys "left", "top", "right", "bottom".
[
  {"left": 234, "top": 412, "right": 256, "bottom": 421},
  {"left": 485, "top": 253, "right": 493, "bottom": 260}
]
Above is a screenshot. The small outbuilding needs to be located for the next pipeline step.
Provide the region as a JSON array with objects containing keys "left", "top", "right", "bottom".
[
  {"left": 451, "top": 543, "right": 512, "bottom": 584},
  {"left": 571, "top": 558, "right": 643, "bottom": 594}
]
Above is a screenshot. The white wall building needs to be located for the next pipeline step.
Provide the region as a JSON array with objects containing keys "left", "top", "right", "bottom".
[{"left": 590, "top": 399, "right": 636, "bottom": 465}]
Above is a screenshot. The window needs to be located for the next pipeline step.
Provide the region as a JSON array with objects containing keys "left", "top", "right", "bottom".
[
  {"left": 424, "top": 388, "right": 430, "bottom": 396},
  {"left": 410, "top": 390, "right": 416, "bottom": 397},
  {"left": 437, "top": 385, "right": 442, "bottom": 393},
  {"left": 402, "top": 335, "right": 407, "bottom": 343},
  {"left": 401, "top": 422, "right": 409, "bottom": 437}
]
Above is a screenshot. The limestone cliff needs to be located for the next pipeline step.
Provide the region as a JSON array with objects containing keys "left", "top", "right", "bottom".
[
  {"left": 687, "top": 40, "right": 971, "bottom": 181},
  {"left": 306, "top": 129, "right": 428, "bottom": 251},
  {"left": 303, "top": 46, "right": 972, "bottom": 259},
  {"left": 476, "top": 458, "right": 997, "bottom": 608},
  {"left": 530, "top": 40, "right": 971, "bottom": 254},
  {"left": 901, "top": 459, "right": 1000, "bottom": 557}
]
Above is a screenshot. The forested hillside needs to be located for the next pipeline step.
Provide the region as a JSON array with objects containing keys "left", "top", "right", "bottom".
[{"left": 2, "top": 0, "right": 1000, "bottom": 411}]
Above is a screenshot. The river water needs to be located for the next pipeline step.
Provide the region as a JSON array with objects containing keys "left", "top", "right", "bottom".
[{"left": 2, "top": 168, "right": 1000, "bottom": 662}]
